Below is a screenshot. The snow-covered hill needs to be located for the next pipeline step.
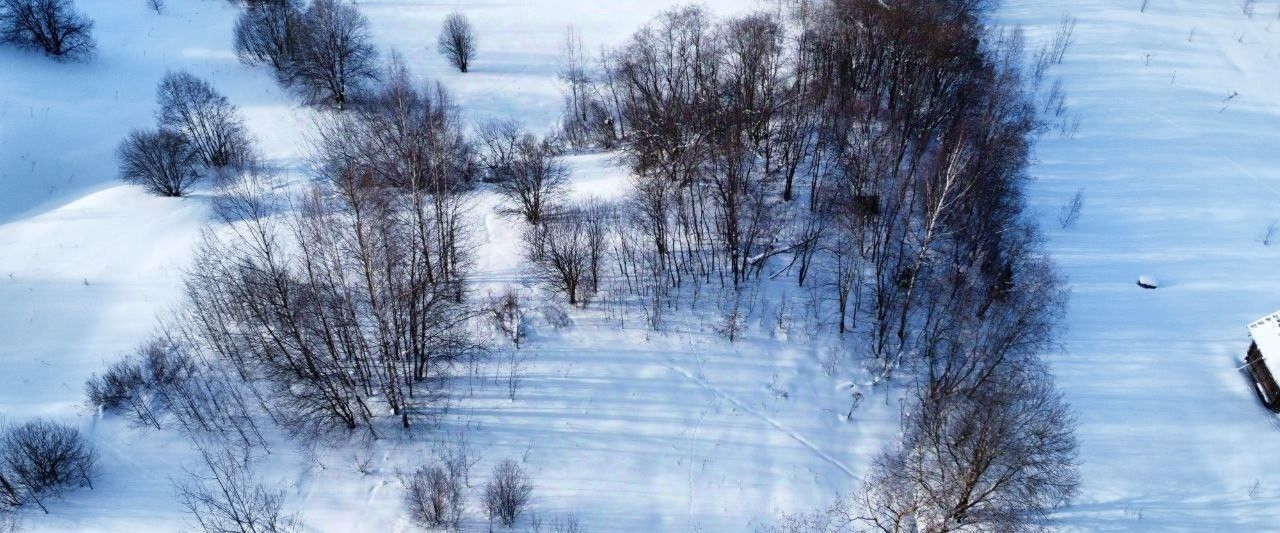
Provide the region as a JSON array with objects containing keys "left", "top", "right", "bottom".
[{"left": 4, "top": 0, "right": 1280, "bottom": 531}]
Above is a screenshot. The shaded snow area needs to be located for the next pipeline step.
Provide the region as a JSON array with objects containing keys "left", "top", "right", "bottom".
[
  {"left": 1002, "top": 0, "right": 1280, "bottom": 529},
  {"left": 5, "top": 0, "right": 1280, "bottom": 531}
]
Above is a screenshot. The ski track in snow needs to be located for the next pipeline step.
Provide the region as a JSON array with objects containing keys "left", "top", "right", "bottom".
[{"left": 662, "top": 357, "right": 858, "bottom": 480}]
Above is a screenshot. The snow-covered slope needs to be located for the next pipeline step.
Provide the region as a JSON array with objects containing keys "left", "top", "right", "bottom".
[
  {"left": 1, "top": 1, "right": 891, "bottom": 531},
  {"left": 7, "top": 0, "right": 1280, "bottom": 530}
]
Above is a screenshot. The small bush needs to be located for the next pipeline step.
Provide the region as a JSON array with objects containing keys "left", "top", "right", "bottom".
[
  {"left": 404, "top": 464, "right": 463, "bottom": 530},
  {"left": 0, "top": 0, "right": 95, "bottom": 60},
  {"left": 0, "top": 419, "right": 98, "bottom": 514},
  {"left": 437, "top": 12, "right": 476, "bottom": 73},
  {"left": 484, "top": 460, "right": 532, "bottom": 528},
  {"left": 84, "top": 358, "right": 144, "bottom": 411},
  {"left": 117, "top": 128, "right": 202, "bottom": 197},
  {"left": 486, "top": 287, "right": 527, "bottom": 348}
]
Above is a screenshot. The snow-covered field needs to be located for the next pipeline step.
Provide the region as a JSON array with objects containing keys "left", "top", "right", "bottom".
[
  {"left": 4, "top": 0, "right": 1280, "bottom": 530},
  {"left": 1004, "top": 0, "right": 1280, "bottom": 529}
]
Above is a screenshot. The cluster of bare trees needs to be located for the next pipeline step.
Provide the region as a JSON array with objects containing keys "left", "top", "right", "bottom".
[
  {"left": 117, "top": 71, "right": 255, "bottom": 196},
  {"left": 564, "top": 6, "right": 797, "bottom": 312},
  {"left": 95, "top": 60, "right": 488, "bottom": 531},
  {"left": 234, "top": 0, "right": 378, "bottom": 108},
  {"left": 547, "top": 1, "right": 1080, "bottom": 529},
  {"left": 0, "top": 419, "right": 97, "bottom": 515},
  {"left": 105, "top": 64, "right": 481, "bottom": 441},
  {"left": 183, "top": 97, "right": 476, "bottom": 437},
  {"left": 0, "top": 0, "right": 93, "bottom": 60}
]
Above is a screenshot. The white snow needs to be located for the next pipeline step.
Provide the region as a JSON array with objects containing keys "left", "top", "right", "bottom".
[
  {"left": 7, "top": 0, "right": 1280, "bottom": 530},
  {"left": 1248, "top": 310, "right": 1280, "bottom": 361},
  {"left": 1002, "top": 0, "right": 1280, "bottom": 529},
  {"left": 1, "top": 1, "right": 889, "bottom": 531}
]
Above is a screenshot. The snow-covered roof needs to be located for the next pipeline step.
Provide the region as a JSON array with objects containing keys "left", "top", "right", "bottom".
[{"left": 1248, "top": 310, "right": 1280, "bottom": 358}]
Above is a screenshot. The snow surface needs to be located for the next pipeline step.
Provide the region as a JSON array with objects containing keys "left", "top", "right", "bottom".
[
  {"left": 7, "top": 0, "right": 1280, "bottom": 530},
  {"left": 1002, "top": 0, "right": 1280, "bottom": 529},
  {"left": 1, "top": 1, "right": 892, "bottom": 531}
]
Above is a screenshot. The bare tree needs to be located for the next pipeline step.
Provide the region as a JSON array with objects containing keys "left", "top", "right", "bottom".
[
  {"left": 490, "top": 131, "right": 569, "bottom": 224},
  {"left": 0, "top": 0, "right": 94, "bottom": 60},
  {"left": 527, "top": 209, "right": 596, "bottom": 306},
  {"left": 0, "top": 419, "right": 97, "bottom": 514},
  {"left": 486, "top": 287, "right": 527, "bottom": 348},
  {"left": 156, "top": 71, "right": 255, "bottom": 170},
  {"left": 437, "top": 12, "right": 476, "bottom": 73},
  {"left": 288, "top": 0, "right": 378, "bottom": 108},
  {"left": 484, "top": 460, "right": 532, "bottom": 528},
  {"left": 404, "top": 463, "right": 463, "bottom": 530},
  {"left": 175, "top": 444, "right": 299, "bottom": 533},
  {"left": 859, "top": 369, "right": 1079, "bottom": 532},
  {"left": 116, "top": 128, "right": 202, "bottom": 197},
  {"left": 477, "top": 120, "right": 527, "bottom": 185},
  {"left": 557, "top": 27, "right": 614, "bottom": 149},
  {"left": 234, "top": 0, "right": 302, "bottom": 74}
]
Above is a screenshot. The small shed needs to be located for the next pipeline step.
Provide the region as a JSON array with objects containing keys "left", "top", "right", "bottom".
[{"left": 1245, "top": 311, "right": 1280, "bottom": 411}]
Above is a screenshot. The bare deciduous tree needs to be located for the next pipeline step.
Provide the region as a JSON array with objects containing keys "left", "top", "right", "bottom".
[
  {"left": 437, "top": 12, "right": 475, "bottom": 73},
  {"left": 486, "top": 287, "right": 527, "bottom": 348},
  {"left": 489, "top": 131, "right": 569, "bottom": 224},
  {"left": 527, "top": 208, "right": 598, "bottom": 306},
  {"left": 0, "top": 0, "right": 94, "bottom": 60},
  {"left": 288, "top": 0, "right": 378, "bottom": 108},
  {"left": 234, "top": 0, "right": 302, "bottom": 73},
  {"left": 116, "top": 128, "right": 202, "bottom": 197},
  {"left": 175, "top": 445, "right": 298, "bottom": 533},
  {"left": 484, "top": 460, "right": 532, "bottom": 528},
  {"left": 859, "top": 369, "right": 1079, "bottom": 533},
  {"left": 156, "top": 71, "right": 255, "bottom": 170}
]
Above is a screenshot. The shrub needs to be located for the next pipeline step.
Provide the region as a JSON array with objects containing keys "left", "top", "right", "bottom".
[
  {"left": 0, "top": 419, "right": 98, "bottom": 514},
  {"left": 484, "top": 460, "right": 532, "bottom": 528},
  {"left": 404, "top": 464, "right": 463, "bottom": 530},
  {"left": 116, "top": 128, "right": 202, "bottom": 197}
]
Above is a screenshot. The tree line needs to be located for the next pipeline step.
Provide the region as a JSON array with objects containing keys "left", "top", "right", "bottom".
[
  {"left": 543, "top": 1, "right": 1079, "bottom": 530},
  {"left": 90, "top": 0, "right": 1078, "bottom": 530}
]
